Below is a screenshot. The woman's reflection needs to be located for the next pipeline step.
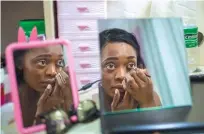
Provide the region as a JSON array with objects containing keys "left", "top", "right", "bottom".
[
  {"left": 14, "top": 45, "right": 72, "bottom": 127},
  {"left": 100, "top": 28, "right": 161, "bottom": 112}
]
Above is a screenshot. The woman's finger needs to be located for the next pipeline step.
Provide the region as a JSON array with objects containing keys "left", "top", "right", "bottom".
[
  {"left": 137, "top": 69, "right": 149, "bottom": 82},
  {"left": 111, "top": 89, "right": 120, "bottom": 110},
  {"left": 48, "top": 97, "right": 62, "bottom": 106},
  {"left": 130, "top": 96, "right": 135, "bottom": 107},
  {"left": 136, "top": 69, "right": 148, "bottom": 82},
  {"left": 146, "top": 76, "right": 153, "bottom": 85},
  {"left": 130, "top": 69, "right": 145, "bottom": 88},
  {"left": 122, "top": 91, "right": 131, "bottom": 104},
  {"left": 125, "top": 73, "right": 139, "bottom": 93},
  {"left": 56, "top": 73, "right": 63, "bottom": 87},
  {"left": 59, "top": 89, "right": 63, "bottom": 98},
  {"left": 142, "top": 69, "right": 150, "bottom": 76},
  {"left": 37, "top": 84, "right": 52, "bottom": 105},
  {"left": 60, "top": 70, "right": 72, "bottom": 98},
  {"left": 56, "top": 73, "right": 67, "bottom": 90},
  {"left": 122, "top": 79, "right": 127, "bottom": 90},
  {"left": 59, "top": 72, "right": 66, "bottom": 84},
  {"left": 53, "top": 74, "right": 62, "bottom": 97},
  {"left": 61, "top": 70, "right": 69, "bottom": 82}
]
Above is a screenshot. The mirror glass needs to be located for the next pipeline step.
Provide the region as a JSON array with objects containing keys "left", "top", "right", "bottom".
[
  {"left": 13, "top": 44, "right": 73, "bottom": 128},
  {"left": 98, "top": 18, "right": 192, "bottom": 114}
]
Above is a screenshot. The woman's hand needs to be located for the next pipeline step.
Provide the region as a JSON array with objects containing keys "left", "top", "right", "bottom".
[
  {"left": 35, "top": 83, "right": 63, "bottom": 122},
  {"left": 55, "top": 70, "right": 72, "bottom": 111},
  {"left": 111, "top": 89, "right": 136, "bottom": 111},
  {"left": 124, "top": 68, "right": 157, "bottom": 108},
  {"left": 35, "top": 70, "right": 72, "bottom": 118}
]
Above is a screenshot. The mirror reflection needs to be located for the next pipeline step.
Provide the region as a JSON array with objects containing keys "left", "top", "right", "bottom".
[
  {"left": 98, "top": 18, "right": 192, "bottom": 113},
  {"left": 99, "top": 28, "right": 161, "bottom": 112},
  {"left": 14, "top": 45, "right": 73, "bottom": 127}
]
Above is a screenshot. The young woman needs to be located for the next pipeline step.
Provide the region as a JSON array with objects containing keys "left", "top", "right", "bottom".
[
  {"left": 14, "top": 45, "right": 72, "bottom": 127},
  {"left": 99, "top": 28, "right": 161, "bottom": 112}
]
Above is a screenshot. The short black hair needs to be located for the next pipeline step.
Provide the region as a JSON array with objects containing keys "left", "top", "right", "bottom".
[
  {"left": 14, "top": 49, "right": 28, "bottom": 85},
  {"left": 99, "top": 28, "right": 145, "bottom": 68}
]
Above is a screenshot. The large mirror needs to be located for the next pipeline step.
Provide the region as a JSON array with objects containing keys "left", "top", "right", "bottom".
[{"left": 98, "top": 18, "right": 192, "bottom": 114}]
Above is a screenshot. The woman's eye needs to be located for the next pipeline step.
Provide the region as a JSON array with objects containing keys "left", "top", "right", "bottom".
[
  {"left": 57, "top": 60, "right": 65, "bottom": 67},
  {"left": 37, "top": 60, "right": 47, "bottom": 66},
  {"left": 106, "top": 63, "right": 115, "bottom": 70},
  {"left": 127, "top": 62, "right": 136, "bottom": 69}
]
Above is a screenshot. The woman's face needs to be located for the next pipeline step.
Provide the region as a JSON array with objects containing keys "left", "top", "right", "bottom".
[
  {"left": 101, "top": 42, "right": 137, "bottom": 99},
  {"left": 22, "top": 45, "right": 65, "bottom": 92}
]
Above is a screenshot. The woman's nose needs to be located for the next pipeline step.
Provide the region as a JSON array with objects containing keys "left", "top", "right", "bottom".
[
  {"left": 46, "top": 65, "right": 57, "bottom": 77},
  {"left": 115, "top": 67, "right": 126, "bottom": 81}
]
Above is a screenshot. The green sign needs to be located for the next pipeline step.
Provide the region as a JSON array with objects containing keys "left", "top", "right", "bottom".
[{"left": 19, "top": 19, "right": 45, "bottom": 37}]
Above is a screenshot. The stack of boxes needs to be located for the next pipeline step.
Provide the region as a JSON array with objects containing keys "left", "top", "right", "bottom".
[{"left": 57, "top": 0, "right": 106, "bottom": 90}]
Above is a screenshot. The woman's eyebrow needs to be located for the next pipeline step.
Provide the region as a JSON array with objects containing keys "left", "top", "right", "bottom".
[
  {"left": 102, "top": 57, "right": 118, "bottom": 63},
  {"left": 34, "top": 54, "right": 51, "bottom": 58},
  {"left": 58, "top": 54, "right": 64, "bottom": 57},
  {"left": 127, "top": 56, "right": 136, "bottom": 59},
  {"left": 34, "top": 54, "right": 63, "bottom": 59}
]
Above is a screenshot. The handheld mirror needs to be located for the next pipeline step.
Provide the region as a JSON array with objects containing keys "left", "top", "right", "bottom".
[
  {"left": 5, "top": 28, "right": 79, "bottom": 134},
  {"left": 98, "top": 18, "right": 193, "bottom": 133}
]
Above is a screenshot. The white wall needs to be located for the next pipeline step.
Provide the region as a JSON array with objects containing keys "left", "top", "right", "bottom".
[
  {"left": 107, "top": 0, "right": 204, "bottom": 66},
  {"left": 196, "top": 1, "right": 204, "bottom": 66}
]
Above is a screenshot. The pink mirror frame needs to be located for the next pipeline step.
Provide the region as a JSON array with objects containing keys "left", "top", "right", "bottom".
[{"left": 5, "top": 39, "right": 79, "bottom": 134}]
